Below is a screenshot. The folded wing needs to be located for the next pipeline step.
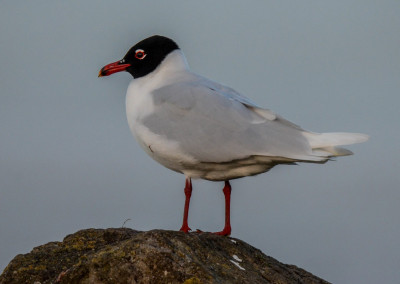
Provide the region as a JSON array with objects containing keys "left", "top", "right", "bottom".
[{"left": 146, "top": 76, "right": 368, "bottom": 163}]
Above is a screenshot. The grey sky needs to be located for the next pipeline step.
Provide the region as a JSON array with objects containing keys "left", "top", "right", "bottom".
[{"left": 1, "top": 1, "right": 399, "bottom": 283}]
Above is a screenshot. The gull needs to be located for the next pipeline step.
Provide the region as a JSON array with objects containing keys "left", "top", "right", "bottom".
[{"left": 99, "top": 35, "right": 368, "bottom": 235}]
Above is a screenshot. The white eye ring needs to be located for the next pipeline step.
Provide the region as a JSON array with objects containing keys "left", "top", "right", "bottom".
[{"left": 135, "top": 49, "right": 147, "bottom": 60}]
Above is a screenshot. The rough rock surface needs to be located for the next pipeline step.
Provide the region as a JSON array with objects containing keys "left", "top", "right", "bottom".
[{"left": 0, "top": 228, "right": 330, "bottom": 284}]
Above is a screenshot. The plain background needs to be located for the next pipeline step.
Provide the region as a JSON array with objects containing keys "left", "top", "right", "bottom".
[{"left": 1, "top": 1, "right": 399, "bottom": 283}]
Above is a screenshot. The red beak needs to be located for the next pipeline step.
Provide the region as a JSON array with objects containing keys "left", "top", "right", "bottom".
[{"left": 98, "top": 60, "right": 131, "bottom": 77}]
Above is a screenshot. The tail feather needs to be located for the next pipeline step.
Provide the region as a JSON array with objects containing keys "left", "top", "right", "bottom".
[
  {"left": 312, "top": 146, "right": 354, "bottom": 157},
  {"left": 303, "top": 132, "right": 369, "bottom": 157}
]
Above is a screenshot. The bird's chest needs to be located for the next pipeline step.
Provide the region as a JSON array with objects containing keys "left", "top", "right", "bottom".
[
  {"left": 125, "top": 82, "right": 197, "bottom": 173},
  {"left": 125, "top": 83, "right": 157, "bottom": 151}
]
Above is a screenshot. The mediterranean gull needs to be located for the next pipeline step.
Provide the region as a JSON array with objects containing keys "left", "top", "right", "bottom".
[{"left": 99, "top": 35, "right": 368, "bottom": 236}]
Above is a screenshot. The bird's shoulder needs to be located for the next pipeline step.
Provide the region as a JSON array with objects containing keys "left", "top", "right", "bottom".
[{"left": 151, "top": 73, "right": 278, "bottom": 122}]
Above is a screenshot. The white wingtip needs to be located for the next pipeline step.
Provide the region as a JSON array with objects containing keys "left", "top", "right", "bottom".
[{"left": 304, "top": 132, "right": 369, "bottom": 149}]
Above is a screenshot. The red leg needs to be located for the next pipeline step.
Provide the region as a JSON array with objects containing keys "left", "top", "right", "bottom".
[
  {"left": 214, "top": 181, "right": 232, "bottom": 236},
  {"left": 179, "top": 178, "right": 192, "bottom": 233}
]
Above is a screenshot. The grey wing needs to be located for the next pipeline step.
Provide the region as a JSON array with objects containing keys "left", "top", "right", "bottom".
[{"left": 145, "top": 81, "right": 318, "bottom": 163}]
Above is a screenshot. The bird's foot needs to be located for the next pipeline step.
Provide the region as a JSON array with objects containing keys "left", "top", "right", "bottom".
[
  {"left": 179, "top": 224, "right": 191, "bottom": 233},
  {"left": 192, "top": 227, "right": 231, "bottom": 236},
  {"left": 213, "top": 225, "right": 231, "bottom": 236}
]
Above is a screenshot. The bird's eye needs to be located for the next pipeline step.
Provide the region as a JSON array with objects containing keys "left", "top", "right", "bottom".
[
  {"left": 120, "top": 59, "right": 125, "bottom": 64},
  {"left": 135, "top": 49, "right": 146, "bottom": 60}
]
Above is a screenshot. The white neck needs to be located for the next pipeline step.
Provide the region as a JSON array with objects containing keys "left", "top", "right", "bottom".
[{"left": 155, "top": 49, "right": 189, "bottom": 74}]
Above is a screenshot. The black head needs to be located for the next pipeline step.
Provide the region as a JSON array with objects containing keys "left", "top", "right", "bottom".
[{"left": 99, "top": 35, "right": 179, "bottom": 79}]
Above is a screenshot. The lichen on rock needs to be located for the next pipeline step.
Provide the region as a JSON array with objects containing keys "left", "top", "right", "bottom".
[{"left": 0, "top": 228, "right": 330, "bottom": 284}]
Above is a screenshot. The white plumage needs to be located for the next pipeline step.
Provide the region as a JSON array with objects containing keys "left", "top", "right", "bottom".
[{"left": 125, "top": 50, "right": 368, "bottom": 181}]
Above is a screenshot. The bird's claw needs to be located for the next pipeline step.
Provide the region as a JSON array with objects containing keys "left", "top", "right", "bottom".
[
  {"left": 179, "top": 225, "right": 191, "bottom": 233},
  {"left": 213, "top": 226, "right": 231, "bottom": 236}
]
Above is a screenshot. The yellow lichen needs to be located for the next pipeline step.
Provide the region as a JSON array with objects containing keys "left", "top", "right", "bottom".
[
  {"left": 183, "top": 277, "right": 202, "bottom": 284},
  {"left": 34, "top": 265, "right": 46, "bottom": 271}
]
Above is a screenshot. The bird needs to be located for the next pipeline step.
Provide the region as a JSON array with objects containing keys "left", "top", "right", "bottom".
[{"left": 99, "top": 35, "right": 368, "bottom": 236}]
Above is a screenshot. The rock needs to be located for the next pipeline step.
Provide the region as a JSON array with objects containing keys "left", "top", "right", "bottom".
[{"left": 0, "top": 228, "right": 330, "bottom": 284}]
